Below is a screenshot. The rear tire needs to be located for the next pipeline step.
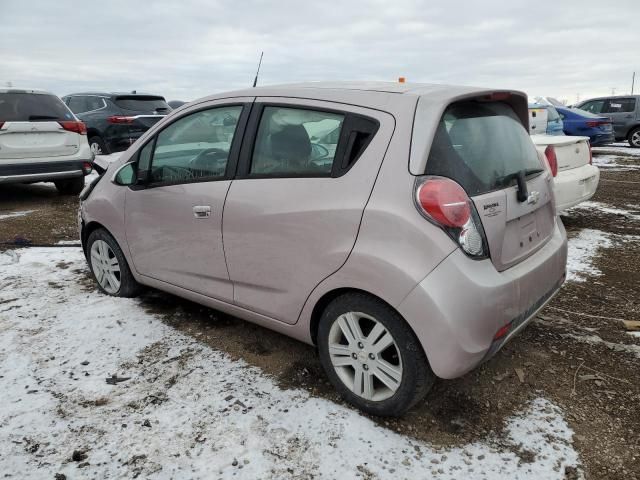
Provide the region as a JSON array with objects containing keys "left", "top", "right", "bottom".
[
  {"left": 89, "top": 136, "right": 109, "bottom": 155},
  {"left": 55, "top": 176, "right": 85, "bottom": 195},
  {"left": 628, "top": 127, "right": 640, "bottom": 148},
  {"left": 86, "top": 228, "right": 142, "bottom": 298},
  {"left": 317, "top": 292, "right": 435, "bottom": 416}
]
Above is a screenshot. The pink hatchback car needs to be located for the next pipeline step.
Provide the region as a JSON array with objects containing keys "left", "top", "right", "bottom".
[{"left": 79, "top": 82, "right": 567, "bottom": 416}]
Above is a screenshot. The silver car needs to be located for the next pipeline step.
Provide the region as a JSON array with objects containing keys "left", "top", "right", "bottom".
[{"left": 79, "top": 82, "right": 567, "bottom": 416}]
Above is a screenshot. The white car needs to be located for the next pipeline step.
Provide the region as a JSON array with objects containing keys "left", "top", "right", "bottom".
[
  {"left": 531, "top": 134, "right": 599, "bottom": 213},
  {"left": 0, "top": 88, "right": 93, "bottom": 194}
]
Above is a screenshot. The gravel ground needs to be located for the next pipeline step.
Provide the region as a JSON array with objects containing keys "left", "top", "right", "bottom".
[{"left": 1, "top": 148, "right": 639, "bottom": 479}]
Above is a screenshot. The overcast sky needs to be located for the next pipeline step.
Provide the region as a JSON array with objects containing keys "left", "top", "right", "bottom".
[{"left": 1, "top": 0, "right": 638, "bottom": 103}]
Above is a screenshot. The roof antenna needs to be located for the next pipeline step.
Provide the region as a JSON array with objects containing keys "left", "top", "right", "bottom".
[{"left": 252, "top": 51, "right": 264, "bottom": 88}]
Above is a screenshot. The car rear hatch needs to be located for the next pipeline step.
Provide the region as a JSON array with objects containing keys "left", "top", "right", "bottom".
[
  {"left": 111, "top": 95, "right": 170, "bottom": 135},
  {"left": 0, "top": 92, "right": 81, "bottom": 160},
  {"left": 531, "top": 135, "right": 590, "bottom": 172},
  {"left": 422, "top": 97, "right": 555, "bottom": 271}
]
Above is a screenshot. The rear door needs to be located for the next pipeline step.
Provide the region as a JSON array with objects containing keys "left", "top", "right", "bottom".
[
  {"left": 222, "top": 98, "right": 393, "bottom": 324},
  {"left": 425, "top": 101, "right": 555, "bottom": 271},
  {"left": 0, "top": 92, "right": 79, "bottom": 161},
  {"left": 123, "top": 99, "right": 251, "bottom": 301},
  {"left": 603, "top": 98, "right": 637, "bottom": 138}
]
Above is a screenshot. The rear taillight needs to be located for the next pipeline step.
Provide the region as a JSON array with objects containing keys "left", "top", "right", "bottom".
[
  {"left": 588, "top": 142, "right": 593, "bottom": 165},
  {"left": 415, "top": 177, "right": 488, "bottom": 258},
  {"left": 0, "top": 121, "right": 4, "bottom": 129},
  {"left": 544, "top": 145, "right": 558, "bottom": 177},
  {"left": 585, "top": 120, "right": 609, "bottom": 128},
  {"left": 82, "top": 161, "right": 93, "bottom": 175},
  {"left": 108, "top": 115, "right": 135, "bottom": 124},
  {"left": 59, "top": 121, "right": 87, "bottom": 135}
]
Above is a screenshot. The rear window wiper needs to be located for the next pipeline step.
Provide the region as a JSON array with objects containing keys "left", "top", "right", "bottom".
[
  {"left": 497, "top": 168, "right": 544, "bottom": 186},
  {"left": 28, "top": 115, "right": 60, "bottom": 121},
  {"left": 497, "top": 168, "right": 544, "bottom": 202}
]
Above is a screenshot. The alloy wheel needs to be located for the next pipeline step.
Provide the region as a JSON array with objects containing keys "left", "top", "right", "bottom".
[
  {"left": 90, "top": 240, "right": 121, "bottom": 294},
  {"left": 328, "top": 312, "right": 403, "bottom": 401},
  {"left": 90, "top": 142, "right": 103, "bottom": 155},
  {"left": 632, "top": 130, "right": 640, "bottom": 147}
]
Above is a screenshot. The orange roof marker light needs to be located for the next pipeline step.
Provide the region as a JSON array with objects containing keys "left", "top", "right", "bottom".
[{"left": 398, "top": 77, "right": 406, "bottom": 83}]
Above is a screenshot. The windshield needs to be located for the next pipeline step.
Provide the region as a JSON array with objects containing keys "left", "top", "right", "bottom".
[
  {"left": 114, "top": 96, "right": 171, "bottom": 112},
  {"left": 0, "top": 92, "right": 74, "bottom": 122},
  {"left": 425, "top": 101, "right": 543, "bottom": 196}
]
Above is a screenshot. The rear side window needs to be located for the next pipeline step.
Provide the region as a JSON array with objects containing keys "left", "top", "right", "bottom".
[
  {"left": 604, "top": 98, "right": 636, "bottom": 113},
  {"left": 425, "top": 101, "right": 542, "bottom": 196},
  {"left": 0, "top": 93, "right": 74, "bottom": 121},
  {"left": 115, "top": 96, "right": 170, "bottom": 112},
  {"left": 250, "top": 107, "right": 344, "bottom": 176},
  {"left": 67, "top": 96, "right": 88, "bottom": 114}
]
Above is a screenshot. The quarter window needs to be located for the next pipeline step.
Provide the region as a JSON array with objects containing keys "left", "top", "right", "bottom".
[
  {"left": 148, "top": 105, "right": 243, "bottom": 184},
  {"left": 604, "top": 98, "right": 636, "bottom": 113},
  {"left": 250, "top": 107, "right": 344, "bottom": 176}
]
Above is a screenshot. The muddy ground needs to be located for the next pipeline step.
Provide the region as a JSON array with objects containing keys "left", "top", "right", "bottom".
[{"left": 1, "top": 151, "right": 639, "bottom": 479}]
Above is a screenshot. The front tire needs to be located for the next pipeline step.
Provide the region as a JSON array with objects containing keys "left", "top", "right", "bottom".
[
  {"left": 55, "top": 176, "right": 84, "bottom": 195},
  {"left": 86, "top": 228, "right": 141, "bottom": 297},
  {"left": 628, "top": 127, "right": 640, "bottom": 148},
  {"left": 317, "top": 292, "right": 435, "bottom": 416}
]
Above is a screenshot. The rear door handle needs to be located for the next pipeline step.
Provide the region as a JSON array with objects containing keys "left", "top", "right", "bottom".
[{"left": 193, "top": 205, "right": 211, "bottom": 218}]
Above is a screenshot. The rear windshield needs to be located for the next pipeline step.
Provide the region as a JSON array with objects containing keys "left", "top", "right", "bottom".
[
  {"left": 425, "top": 101, "right": 543, "bottom": 196},
  {"left": 114, "top": 96, "right": 170, "bottom": 112},
  {"left": 0, "top": 92, "right": 74, "bottom": 122}
]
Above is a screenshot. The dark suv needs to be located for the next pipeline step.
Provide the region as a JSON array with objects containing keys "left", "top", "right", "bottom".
[
  {"left": 577, "top": 95, "right": 640, "bottom": 148},
  {"left": 62, "top": 92, "right": 171, "bottom": 155}
]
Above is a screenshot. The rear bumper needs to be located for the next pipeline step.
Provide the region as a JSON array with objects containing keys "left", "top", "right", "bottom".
[
  {"left": 589, "top": 133, "right": 615, "bottom": 146},
  {"left": 398, "top": 220, "right": 567, "bottom": 379},
  {"left": 0, "top": 160, "right": 90, "bottom": 184},
  {"left": 554, "top": 164, "right": 600, "bottom": 213}
]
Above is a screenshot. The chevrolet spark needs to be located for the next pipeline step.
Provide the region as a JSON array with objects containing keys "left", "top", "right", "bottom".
[{"left": 79, "top": 82, "right": 567, "bottom": 416}]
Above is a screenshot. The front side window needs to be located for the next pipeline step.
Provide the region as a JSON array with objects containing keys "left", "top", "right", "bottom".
[
  {"left": 580, "top": 100, "right": 604, "bottom": 114},
  {"left": 426, "top": 101, "right": 542, "bottom": 196},
  {"left": 250, "top": 107, "right": 344, "bottom": 176},
  {"left": 148, "top": 105, "right": 242, "bottom": 184},
  {"left": 604, "top": 98, "right": 636, "bottom": 113}
]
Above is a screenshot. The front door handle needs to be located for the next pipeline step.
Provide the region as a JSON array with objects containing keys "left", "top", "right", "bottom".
[{"left": 193, "top": 205, "right": 211, "bottom": 218}]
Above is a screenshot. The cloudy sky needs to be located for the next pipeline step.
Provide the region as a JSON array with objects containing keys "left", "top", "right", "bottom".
[{"left": 1, "top": 0, "right": 637, "bottom": 103}]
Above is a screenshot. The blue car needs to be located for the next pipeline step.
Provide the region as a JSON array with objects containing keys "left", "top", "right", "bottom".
[{"left": 556, "top": 106, "right": 615, "bottom": 146}]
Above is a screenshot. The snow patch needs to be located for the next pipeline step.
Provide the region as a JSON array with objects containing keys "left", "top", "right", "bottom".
[
  {"left": 568, "top": 201, "right": 640, "bottom": 221},
  {"left": 566, "top": 229, "right": 612, "bottom": 282},
  {"left": 0, "top": 209, "right": 35, "bottom": 221},
  {"left": 0, "top": 248, "right": 582, "bottom": 479}
]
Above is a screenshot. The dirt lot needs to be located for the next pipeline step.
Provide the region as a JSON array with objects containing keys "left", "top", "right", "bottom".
[{"left": 1, "top": 148, "right": 639, "bottom": 479}]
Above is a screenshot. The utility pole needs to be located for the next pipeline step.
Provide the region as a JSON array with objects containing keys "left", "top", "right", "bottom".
[
  {"left": 611, "top": 87, "right": 616, "bottom": 96},
  {"left": 632, "top": 72, "right": 636, "bottom": 95}
]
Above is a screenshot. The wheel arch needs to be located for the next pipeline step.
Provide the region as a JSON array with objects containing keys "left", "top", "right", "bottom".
[
  {"left": 81, "top": 220, "right": 109, "bottom": 255},
  {"left": 309, "top": 287, "right": 428, "bottom": 367}
]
